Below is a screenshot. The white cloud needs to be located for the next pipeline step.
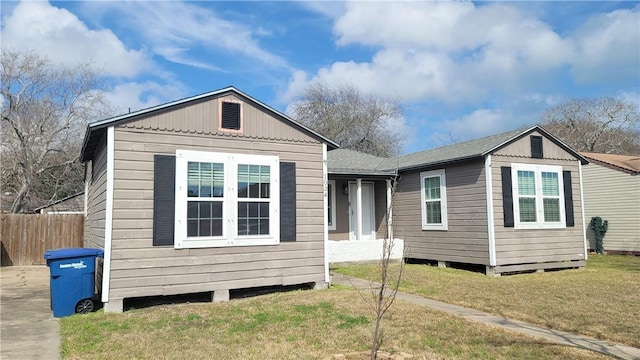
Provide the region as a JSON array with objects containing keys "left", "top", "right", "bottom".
[
  {"left": 1, "top": 1, "right": 149, "bottom": 77},
  {"left": 285, "top": 2, "right": 638, "bottom": 108},
  {"left": 281, "top": 70, "right": 310, "bottom": 104},
  {"left": 299, "top": 2, "right": 347, "bottom": 19},
  {"left": 285, "top": 2, "right": 577, "bottom": 105},
  {"left": 104, "top": 81, "right": 187, "bottom": 115},
  {"left": 569, "top": 5, "right": 640, "bottom": 84},
  {"left": 86, "top": 1, "right": 289, "bottom": 71},
  {"left": 438, "top": 108, "right": 511, "bottom": 142},
  {"left": 423, "top": 93, "right": 562, "bottom": 149}
]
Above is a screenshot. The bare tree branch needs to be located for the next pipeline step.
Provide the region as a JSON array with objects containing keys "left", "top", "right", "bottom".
[
  {"left": 540, "top": 98, "right": 640, "bottom": 154},
  {"left": 1, "top": 49, "right": 113, "bottom": 212},
  {"left": 290, "top": 82, "right": 405, "bottom": 157}
]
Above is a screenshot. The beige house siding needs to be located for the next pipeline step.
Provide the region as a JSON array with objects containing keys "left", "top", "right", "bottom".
[
  {"left": 582, "top": 163, "right": 640, "bottom": 254},
  {"left": 494, "top": 130, "right": 573, "bottom": 160},
  {"left": 395, "top": 159, "right": 490, "bottom": 264},
  {"left": 491, "top": 146, "right": 585, "bottom": 267},
  {"left": 329, "top": 179, "right": 350, "bottom": 240},
  {"left": 106, "top": 120, "right": 325, "bottom": 301},
  {"left": 84, "top": 134, "right": 107, "bottom": 251},
  {"left": 120, "top": 94, "right": 317, "bottom": 144}
]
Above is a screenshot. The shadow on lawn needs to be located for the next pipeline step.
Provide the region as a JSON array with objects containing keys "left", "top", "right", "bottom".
[{"left": 123, "top": 283, "right": 315, "bottom": 311}]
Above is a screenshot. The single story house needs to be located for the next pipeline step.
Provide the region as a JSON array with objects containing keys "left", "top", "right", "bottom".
[
  {"left": 580, "top": 152, "right": 640, "bottom": 255},
  {"left": 328, "top": 126, "right": 590, "bottom": 276},
  {"left": 81, "top": 86, "right": 338, "bottom": 312}
]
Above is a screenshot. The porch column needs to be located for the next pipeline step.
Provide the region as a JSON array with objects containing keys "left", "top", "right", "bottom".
[
  {"left": 356, "top": 178, "right": 362, "bottom": 241},
  {"left": 386, "top": 179, "right": 393, "bottom": 240}
]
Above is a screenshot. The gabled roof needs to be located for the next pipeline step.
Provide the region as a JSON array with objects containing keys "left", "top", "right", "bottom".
[
  {"left": 327, "top": 149, "right": 393, "bottom": 175},
  {"left": 80, "top": 86, "right": 339, "bottom": 162},
  {"left": 581, "top": 152, "right": 640, "bottom": 174},
  {"left": 328, "top": 125, "right": 588, "bottom": 175}
]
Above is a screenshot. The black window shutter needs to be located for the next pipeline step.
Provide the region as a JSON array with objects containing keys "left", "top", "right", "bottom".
[
  {"left": 280, "top": 162, "right": 296, "bottom": 242},
  {"left": 501, "top": 167, "right": 514, "bottom": 227},
  {"left": 531, "top": 136, "right": 543, "bottom": 159},
  {"left": 221, "top": 102, "right": 241, "bottom": 130},
  {"left": 153, "top": 155, "right": 176, "bottom": 246},
  {"left": 563, "top": 170, "right": 575, "bottom": 227}
]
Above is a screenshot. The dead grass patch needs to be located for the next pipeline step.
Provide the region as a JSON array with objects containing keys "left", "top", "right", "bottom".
[
  {"left": 61, "top": 288, "right": 610, "bottom": 359},
  {"left": 334, "top": 254, "right": 640, "bottom": 348}
]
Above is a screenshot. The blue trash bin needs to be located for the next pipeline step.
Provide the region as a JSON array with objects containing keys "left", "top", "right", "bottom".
[{"left": 44, "top": 248, "right": 104, "bottom": 318}]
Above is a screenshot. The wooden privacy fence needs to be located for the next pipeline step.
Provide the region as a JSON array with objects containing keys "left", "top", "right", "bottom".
[{"left": 1, "top": 214, "right": 84, "bottom": 266}]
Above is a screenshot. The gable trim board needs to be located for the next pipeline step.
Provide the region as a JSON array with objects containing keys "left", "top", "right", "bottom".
[
  {"left": 322, "top": 143, "right": 329, "bottom": 283},
  {"left": 81, "top": 86, "right": 338, "bottom": 163},
  {"left": 579, "top": 160, "right": 588, "bottom": 260},
  {"left": 102, "top": 126, "right": 114, "bottom": 304},
  {"left": 485, "top": 155, "right": 496, "bottom": 266}
]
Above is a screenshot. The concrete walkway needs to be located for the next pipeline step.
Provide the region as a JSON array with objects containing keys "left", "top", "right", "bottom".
[
  {"left": 332, "top": 273, "right": 640, "bottom": 360},
  {"left": 1, "top": 266, "right": 61, "bottom": 360}
]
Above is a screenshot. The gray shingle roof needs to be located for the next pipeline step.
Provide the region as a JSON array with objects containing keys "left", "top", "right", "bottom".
[
  {"left": 327, "top": 149, "right": 392, "bottom": 175},
  {"left": 379, "top": 127, "right": 525, "bottom": 171},
  {"left": 328, "top": 126, "right": 587, "bottom": 174}
]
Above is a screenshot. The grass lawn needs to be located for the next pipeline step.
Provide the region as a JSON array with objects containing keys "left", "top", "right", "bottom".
[
  {"left": 333, "top": 254, "right": 640, "bottom": 348},
  {"left": 60, "top": 287, "right": 610, "bottom": 359}
]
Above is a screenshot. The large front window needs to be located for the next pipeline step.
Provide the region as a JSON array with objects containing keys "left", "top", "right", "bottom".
[
  {"left": 175, "top": 150, "right": 279, "bottom": 248},
  {"left": 420, "top": 169, "right": 448, "bottom": 230},
  {"left": 512, "top": 164, "right": 565, "bottom": 229}
]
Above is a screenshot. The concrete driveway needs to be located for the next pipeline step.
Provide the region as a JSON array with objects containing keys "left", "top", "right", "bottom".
[{"left": 1, "top": 266, "right": 60, "bottom": 360}]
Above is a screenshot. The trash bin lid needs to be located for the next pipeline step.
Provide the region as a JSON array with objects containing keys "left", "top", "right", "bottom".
[{"left": 44, "top": 248, "right": 104, "bottom": 260}]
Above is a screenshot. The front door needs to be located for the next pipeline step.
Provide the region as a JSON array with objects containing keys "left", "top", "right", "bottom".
[{"left": 349, "top": 182, "right": 376, "bottom": 240}]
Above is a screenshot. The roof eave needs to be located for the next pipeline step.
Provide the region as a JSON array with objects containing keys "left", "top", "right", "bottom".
[
  {"left": 483, "top": 125, "right": 589, "bottom": 165},
  {"left": 582, "top": 155, "right": 640, "bottom": 174},
  {"left": 328, "top": 169, "right": 397, "bottom": 177},
  {"left": 396, "top": 154, "right": 484, "bottom": 172},
  {"left": 80, "top": 87, "right": 339, "bottom": 162}
]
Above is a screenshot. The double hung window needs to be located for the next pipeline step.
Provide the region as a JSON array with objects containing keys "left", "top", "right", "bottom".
[
  {"left": 420, "top": 169, "right": 448, "bottom": 230},
  {"left": 512, "top": 164, "right": 565, "bottom": 229},
  {"left": 175, "top": 150, "right": 279, "bottom": 248}
]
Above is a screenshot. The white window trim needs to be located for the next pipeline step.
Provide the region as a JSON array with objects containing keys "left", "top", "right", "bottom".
[
  {"left": 174, "top": 149, "right": 280, "bottom": 249},
  {"left": 511, "top": 163, "right": 566, "bottom": 229},
  {"left": 327, "top": 180, "right": 336, "bottom": 231},
  {"left": 420, "top": 169, "right": 448, "bottom": 231}
]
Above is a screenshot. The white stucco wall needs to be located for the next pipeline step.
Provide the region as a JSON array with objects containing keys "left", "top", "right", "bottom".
[{"left": 328, "top": 239, "right": 404, "bottom": 263}]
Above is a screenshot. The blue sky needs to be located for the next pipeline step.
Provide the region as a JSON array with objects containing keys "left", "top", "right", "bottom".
[{"left": 1, "top": 1, "right": 638, "bottom": 153}]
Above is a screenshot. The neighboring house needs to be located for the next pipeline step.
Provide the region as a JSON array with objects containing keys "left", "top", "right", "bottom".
[
  {"left": 81, "top": 87, "right": 338, "bottom": 313},
  {"left": 34, "top": 192, "right": 84, "bottom": 214},
  {"left": 580, "top": 152, "right": 640, "bottom": 255},
  {"left": 328, "top": 126, "right": 589, "bottom": 276}
]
